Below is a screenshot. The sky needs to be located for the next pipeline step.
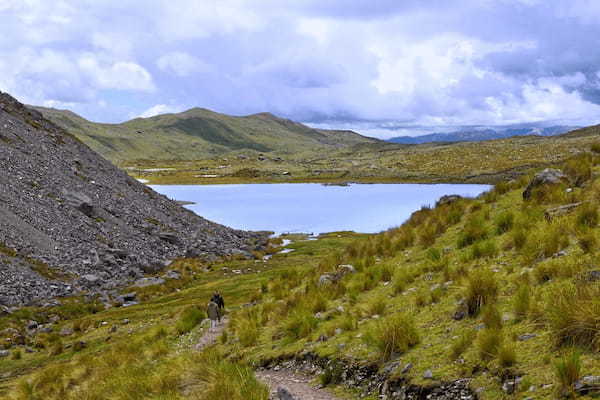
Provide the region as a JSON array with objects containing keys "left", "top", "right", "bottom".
[{"left": 1, "top": 0, "right": 600, "bottom": 138}]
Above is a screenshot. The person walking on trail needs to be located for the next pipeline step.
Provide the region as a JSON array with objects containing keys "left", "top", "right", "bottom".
[
  {"left": 207, "top": 300, "right": 220, "bottom": 331},
  {"left": 211, "top": 291, "right": 225, "bottom": 321}
]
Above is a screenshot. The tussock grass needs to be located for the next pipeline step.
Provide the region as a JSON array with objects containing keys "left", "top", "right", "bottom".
[
  {"left": 450, "top": 330, "right": 475, "bottom": 360},
  {"left": 554, "top": 351, "right": 582, "bottom": 398},
  {"left": 191, "top": 349, "right": 269, "bottom": 400},
  {"left": 365, "top": 313, "right": 419, "bottom": 361},
  {"left": 497, "top": 343, "right": 517, "bottom": 367},
  {"left": 546, "top": 283, "right": 600, "bottom": 350},
  {"left": 457, "top": 216, "right": 488, "bottom": 248},
  {"left": 176, "top": 306, "right": 206, "bottom": 335},
  {"left": 464, "top": 269, "right": 498, "bottom": 316},
  {"left": 477, "top": 328, "right": 502, "bottom": 360}
]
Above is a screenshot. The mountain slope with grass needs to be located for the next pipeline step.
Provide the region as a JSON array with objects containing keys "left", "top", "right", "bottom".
[
  {"left": 34, "top": 106, "right": 381, "bottom": 162},
  {"left": 3, "top": 149, "right": 600, "bottom": 399}
]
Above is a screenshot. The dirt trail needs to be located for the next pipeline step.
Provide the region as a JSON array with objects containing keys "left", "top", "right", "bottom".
[
  {"left": 194, "top": 316, "right": 228, "bottom": 351},
  {"left": 256, "top": 369, "right": 344, "bottom": 400}
]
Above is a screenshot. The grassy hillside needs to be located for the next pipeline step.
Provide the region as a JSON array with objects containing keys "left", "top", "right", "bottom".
[
  {"left": 2, "top": 149, "right": 600, "bottom": 399},
  {"left": 127, "top": 127, "right": 600, "bottom": 185},
  {"left": 34, "top": 106, "right": 380, "bottom": 162}
]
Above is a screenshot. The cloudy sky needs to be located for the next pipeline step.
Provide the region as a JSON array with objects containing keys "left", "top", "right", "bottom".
[{"left": 1, "top": 0, "right": 600, "bottom": 138}]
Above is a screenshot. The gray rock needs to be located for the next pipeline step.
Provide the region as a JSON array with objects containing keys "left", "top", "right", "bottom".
[
  {"left": 423, "top": 369, "right": 433, "bottom": 379},
  {"left": 0, "top": 350, "right": 10, "bottom": 358},
  {"left": 436, "top": 194, "right": 462, "bottom": 207},
  {"left": 518, "top": 333, "right": 537, "bottom": 341},
  {"left": 401, "top": 362, "right": 413, "bottom": 374},
  {"left": 276, "top": 386, "right": 297, "bottom": 400},
  {"left": 523, "top": 168, "right": 569, "bottom": 199},
  {"left": 133, "top": 277, "right": 165, "bottom": 287}
]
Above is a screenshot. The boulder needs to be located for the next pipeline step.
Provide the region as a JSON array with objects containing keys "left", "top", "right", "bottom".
[
  {"left": 318, "top": 274, "right": 335, "bottom": 286},
  {"left": 62, "top": 190, "right": 95, "bottom": 217},
  {"left": 523, "top": 169, "right": 569, "bottom": 200},
  {"left": 0, "top": 350, "right": 9, "bottom": 358},
  {"left": 276, "top": 386, "right": 297, "bottom": 400},
  {"left": 436, "top": 194, "right": 462, "bottom": 207}
]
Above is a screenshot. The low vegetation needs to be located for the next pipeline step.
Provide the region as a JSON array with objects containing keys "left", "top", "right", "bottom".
[{"left": 3, "top": 149, "right": 600, "bottom": 399}]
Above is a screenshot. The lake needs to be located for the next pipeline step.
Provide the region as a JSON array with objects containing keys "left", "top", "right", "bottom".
[{"left": 151, "top": 183, "right": 490, "bottom": 234}]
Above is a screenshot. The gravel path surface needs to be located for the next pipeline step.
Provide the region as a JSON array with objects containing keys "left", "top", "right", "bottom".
[{"left": 257, "top": 369, "right": 344, "bottom": 400}]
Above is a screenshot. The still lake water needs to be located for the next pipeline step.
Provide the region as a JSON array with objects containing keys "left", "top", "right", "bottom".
[{"left": 151, "top": 183, "right": 490, "bottom": 234}]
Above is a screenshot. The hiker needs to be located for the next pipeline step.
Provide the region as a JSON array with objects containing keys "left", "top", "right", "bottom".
[
  {"left": 207, "top": 300, "right": 220, "bottom": 330},
  {"left": 211, "top": 291, "right": 225, "bottom": 320}
]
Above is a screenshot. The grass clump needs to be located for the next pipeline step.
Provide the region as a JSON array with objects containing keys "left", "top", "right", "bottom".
[
  {"left": 464, "top": 269, "right": 498, "bottom": 316},
  {"left": 495, "top": 211, "right": 514, "bottom": 234},
  {"left": 192, "top": 349, "right": 270, "bottom": 400},
  {"left": 576, "top": 203, "right": 598, "bottom": 228},
  {"left": 513, "top": 285, "right": 530, "bottom": 319},
  {"left": 497, "top": 343, "right": 517, "bottom": 367},
  {"left": 457, "top": 216, "right": 488, "bottom": 248},
  {"left": 469, "top": 239, "right": 498, "bottom": 260},
  {"left": 554, "top": 351, "right": 582, "bottom": 398},
  {"left": 176, "top": 306, "right": 206, "bottom": 335},
  {"left": 366, "top": 313, "right": 419, "bottom": 361},
  {"left": 450, "top": 330, "right": 475, "bottom": 360},
  {"left": 546, "top": 283, "right": 600, "bottom": 350},
  {"left": 284, "top": 310, "right": 319, "bottom": 339},
  {"left": 477, "top": 328, "right": 502, "bottom": 360}
]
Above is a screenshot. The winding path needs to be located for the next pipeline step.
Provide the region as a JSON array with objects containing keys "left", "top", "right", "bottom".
[
  {"left": 194, "top": 316, "right": 228, "bottom": 350},
  {"left": 256, "top": 369, "right": 344, "bottom": 400}
]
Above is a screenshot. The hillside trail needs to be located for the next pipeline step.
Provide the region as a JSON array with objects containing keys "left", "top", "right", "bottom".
[
  {"left": 192, "top": 315, "right": 342, "bottom": 399},
  {"left": 194, "top": 316, "right": 229, "bottom": 350},
  {"left": 256, "top": 369, "right": 344, "bottom": 400}
]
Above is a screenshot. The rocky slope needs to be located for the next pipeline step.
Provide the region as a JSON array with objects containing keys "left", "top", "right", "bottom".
[{"left": 0, "top": 92, "right": 267, "bottom": 307}]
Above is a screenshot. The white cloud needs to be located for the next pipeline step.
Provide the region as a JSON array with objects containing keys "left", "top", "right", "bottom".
[
  {"left": 157, "top": 52, "right": 211, "bottom": 77},
  {"left": 78, "top": 57, "right": 155, "bottom": 92},
  {"left": 138, "top": 104, "right": 183, "bottom": 118}
]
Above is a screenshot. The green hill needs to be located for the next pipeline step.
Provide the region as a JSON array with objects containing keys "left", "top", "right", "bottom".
[{"left": 33, "top": 106, "right": 380, "bottom": 162}]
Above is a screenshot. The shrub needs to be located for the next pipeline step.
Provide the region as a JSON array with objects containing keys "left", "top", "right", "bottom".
[
  {"left": 366, "top": 313, "right": 419, "bottom": 361},
  {"left": 477, "top": 328, "right": 502, "bottom": 360},
  {"left": 576, "top": 203, "right": 598, "bottom": 228},
  {"left": 591, "top": 143, "right": 600, "bottom": 154},
  {"left": 176, "top": 306, "right": 205, "bottom": 335},
  {"left": 497, "top": 343, "right": 517, "bottom": 367},
  {"left": 554, "top": 351, "right": 581, "bottom": 398},
  {"left": 464, "top": 269, "right": 499, "bottom": 316},
  {"left": 546, "top": 283, "right": 600, "bottom": 350},
  {"left": 450, "top": 330, "right": 475, "bottom": 360},
  {"left": 495, "top": 211, "right": 514, "bottom": 235},
  {"left": 419, "top": 223, "right": 438, "bottom": 247}
]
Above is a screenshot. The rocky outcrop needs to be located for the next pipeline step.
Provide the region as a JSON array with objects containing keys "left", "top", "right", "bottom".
[
  {"left": 0, "top": 91, "right": 268, "bottom": 306},
  {"left": 522, "top": 168, "right": 569, "bottom": 200},
  {"left": 260, "top": 354, "right": 477, "bottom": 400}
]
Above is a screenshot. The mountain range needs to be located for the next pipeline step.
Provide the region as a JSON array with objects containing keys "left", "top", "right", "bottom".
[{"left": 387, "top": 125, "right": 579, "bottom": 144}]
